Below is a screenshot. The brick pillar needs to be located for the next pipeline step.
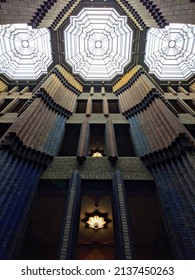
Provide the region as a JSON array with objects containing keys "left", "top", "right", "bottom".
[
  {"left": 86, "top": 96, "right": 92, "bottom": 117},
  {"left": 105, "top": 118, "right": 118, "bottom": 163},
  {"left": 167, "top": 86, "right": 177, "bottom": 95},
  {"left": 77, "top": 118, "right": 90, "bottom": 163},
  {"left": 103, "top": 96, "right": 109, "bottom": 117},
  {"left": 178, "top": 86, "right": 189, "bottom": 96},
  {"left": 8, "top": 86, "right": 19, "bottom": 95},
  {"left": 0, "top": 150, "right": 43, "bottom": 259},
  {"left": 90, "top": 86, "right": 94, "bottom": 95},
  {"left": 20, "top": 86, "right": 30, "bottom": 95},
  {"left": 176, "top": 98, "right": 195, "bottom": 116},
  {"left": 150, "top": 154, "right": 195, "bottom": 259},
  {"left": 101, "top": 86, "right": 105, "bottom": 95},
  {"left": 112, "top": 170, "right": 134, "bottom": 259},
  {"left": 0, "top": 97, "right": 20, "bottom": 115},
  {"left": 59, "top": 170, "right": 81, "bottom": 259}
]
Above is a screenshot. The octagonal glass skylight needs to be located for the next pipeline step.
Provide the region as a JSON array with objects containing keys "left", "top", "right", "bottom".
[
  {"left": 0, "top": 24, "right": 53, "bottom": 80},
  {"left": 144, "top": 24, "right": 195, "bottom": 80},
  {"left": 64, "top": 8, "right": 133, "bottom": 81}
]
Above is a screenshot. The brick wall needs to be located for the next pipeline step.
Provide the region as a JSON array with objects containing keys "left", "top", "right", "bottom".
[{"left": 41, "top": 156, "right": 153, "bottom": 180}]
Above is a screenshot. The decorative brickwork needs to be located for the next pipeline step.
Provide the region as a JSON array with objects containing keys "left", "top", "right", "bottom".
[
  {"left": 0, "top": 0, "right": 45, "bottom": 24},
  {"left": 151, "top": 154, "right": 195, "bottom": 259},
  {"left": 41, "top": 157, "right": 153, "bottom": 180},
  {"left": 117, "top": 0, "right": 167, "bottom": 28},
  {"left": 189, "top": 82, "right": 195, "bottom": 93},
  {"left": 0, "top": 80, "right": 8, "bottom": 92},
  {"left": 1, "top": 1, "right": 194, "bottom": 29},
  {"left": 66, "top": 113, "right": 129, "bottom": 124},
  {"left": 112, "top": 170, "right": 134, "bottom": 259},
  {"left": 0, "top": 149, "right": 43, "bottom": 259},
  {"left": 59, "top": 170, "right": 81, "bottom": 259}
]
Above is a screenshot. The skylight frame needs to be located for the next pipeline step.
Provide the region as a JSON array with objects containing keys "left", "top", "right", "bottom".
[
  {"left": 145, "top": 23, "right": 195, "bottom": 81},
  {"left": 64, "top": 7, "right": 133, "bottom": 81},
  {"left": 0, "top": 24, "right": 53, "bottom": 80}
]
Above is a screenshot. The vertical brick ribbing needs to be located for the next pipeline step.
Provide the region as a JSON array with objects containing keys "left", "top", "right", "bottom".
[
  {"left": 59, "top": 170, "right": 81, "bottom": 259},
  {"left": 112, "top": 170, "right": 134, "bottom": 259},
  {"left": 54, "top": 65, "right": 83, "bottom": 93},
  {"left": 0, "top": 98, "right": 64, "bottom": 153},
  {"left": 43, "top": 114, "right": 67, "bottom": 156},
  {"left": 40, "top": 73, "right": 78, "bottom": 114},
  {"left": 0, "top": 69, "right": 76, "bottom": 259},
  {"left": 127, "top": 98, "right": 194, "bottom": 155},
  {"left": 0, "top": 150, "right": 43, "bottom": 259},
  {"left": 151, "top": 154, "right": 195, "bottom": 259},
  {"left": 0, "top": 80, "right": 8, "bottom": 92},
  {"left": 32, "top": 109, "right": 58, "bottom": 151},
  {"left": 121, "top": 67, "right": 195, "bottom": 259},
  {"left": 189, "top": 82, "right": 195, "bottom": 93},
  {"left": 128, "top": 115, "right": 151, "bottom": 156},
  {"left": 138, "top": 110, "right": 158, "bottom": 151}
]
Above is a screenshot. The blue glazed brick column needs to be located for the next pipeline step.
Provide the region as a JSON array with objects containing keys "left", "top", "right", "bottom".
[
  {"left": 59, "top": 170, "right": 81, "bottom": 259},
  {"left": 151, "top": 154, "right": 195, "bottom": 259},
  {"left": 43, "top": 114, "right": 67, "bottom": 156},
  {"left": 112, "top": 170, "right": 134, "bottom": 259},
  {"left": 0, "top": 150, "right": 43, "bottom": 259}
]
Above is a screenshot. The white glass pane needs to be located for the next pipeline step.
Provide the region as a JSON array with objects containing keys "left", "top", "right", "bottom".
[
  {"left": 0, "top": 24, "right": 53, "bottom": 80},
  {"left": 145, "top": 24, "right": 195, "bottom": 80},
  {"left": 64, "top": 8, "right": 133, "bottom": 81}
]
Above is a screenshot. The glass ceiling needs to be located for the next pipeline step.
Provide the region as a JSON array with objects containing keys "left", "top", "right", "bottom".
[
  {"left": 64, "top": 8, "right": 133, "bottom": 81},
  {"left": 145, "top": 24, "right": 195, "bottom": 80},
  {"left": 0, "top": 24, "right": 53, "bottom": 80}
]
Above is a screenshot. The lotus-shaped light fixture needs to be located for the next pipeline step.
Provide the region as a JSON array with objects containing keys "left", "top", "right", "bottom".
[
  {"left": 86, "top": 215, "right": 106, "bottom": 230},
  {"left": 82, "top": 209, "right": 111, "bottom": 230},
  {"left": 92, "top": 151, "right": 103, "bottom": 157}
]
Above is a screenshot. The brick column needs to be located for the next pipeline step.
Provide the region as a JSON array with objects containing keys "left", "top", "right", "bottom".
[
  {"left": 58, "top": 170, "right": 81, "bottom": 259},
  {"left": 0, "top": 150, "right": 43, "bottom": 259},
  {"left": 105, "top": 118, "right": 118, "bottom": 163},
  {"left": 86, "top": 96, "right": 92, "bottom": 117},
  {"left": 112, "top": 170, "right": 134, "bottom": 259},
  {"left": 151, "top": 154, "right": 195, "bottom": 259},
  {"left": 103, "top": 96, "right": 109, "bottom": 117},
  {"left": 77, "top": 118, "right": 90, "bottom": 163}
]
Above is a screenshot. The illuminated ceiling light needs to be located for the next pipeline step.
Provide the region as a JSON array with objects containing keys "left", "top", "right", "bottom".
[
  {"left": 144, "top": 23, "right": 195, "bottom": 80},
  {"left": 64, "top": 8, "right": 133, "bottom": 81},
  {"left": 92, "top": 151, "right": 103, "bottom": 157},
  {"left": 0, "top": 24, "right": 53, "bottom": 80},
  {"left": 87, "top": 215, "right": 106, "bottom": 230},
  {"left": 82, "top": 209, "right": 111, "bottom": 230}
]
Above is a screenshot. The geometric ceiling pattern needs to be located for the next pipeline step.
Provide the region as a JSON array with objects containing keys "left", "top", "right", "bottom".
[
  {"left": 145, "top": 24, "right": 195, "bottom": 80},
  {"left": 64, "top": 8, "right": 133, "bottom": 81},
  {"left": 0, "top": 24, "right": 52, "bottom": 80}
]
